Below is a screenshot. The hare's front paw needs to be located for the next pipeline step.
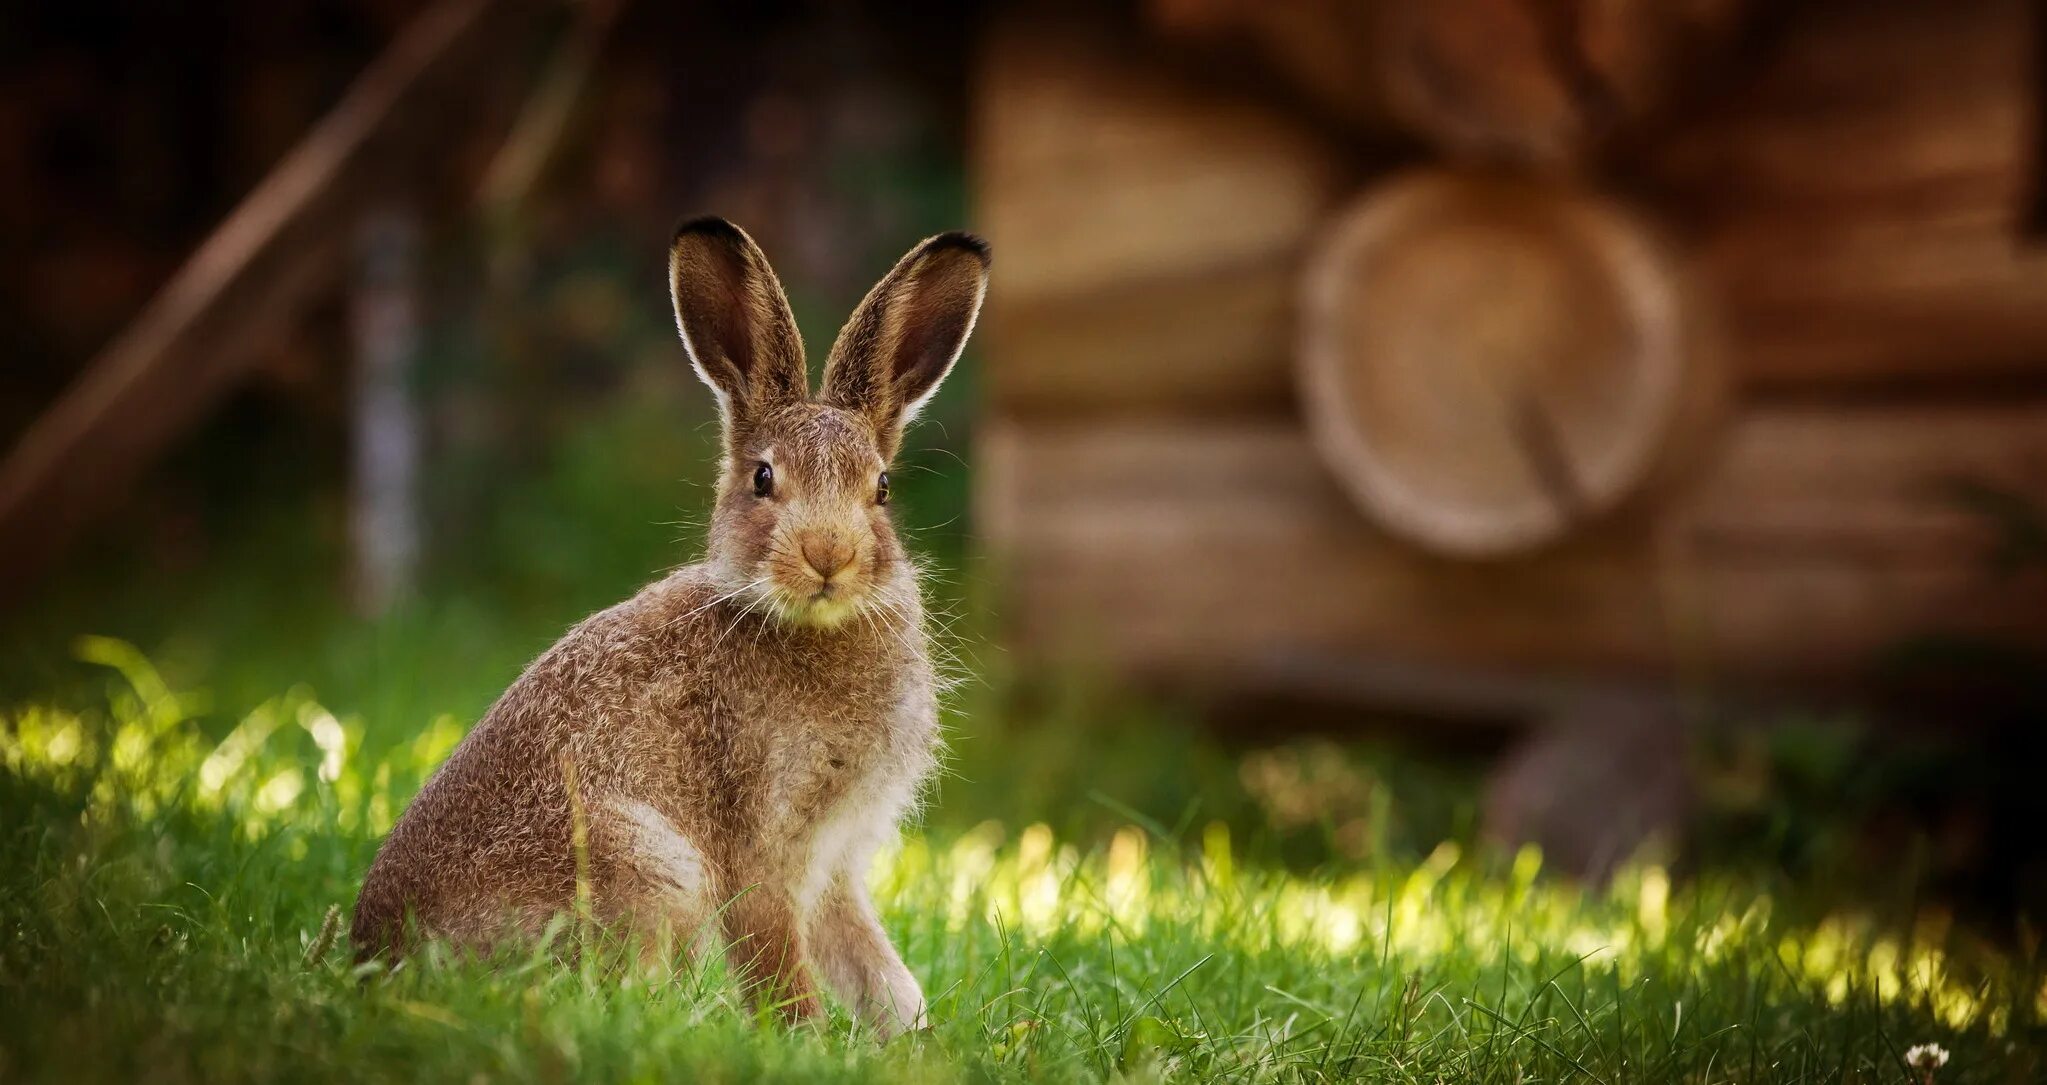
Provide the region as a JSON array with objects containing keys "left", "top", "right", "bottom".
[{"left": 870, "top": 962, "right": 928, "bottom": 1041}]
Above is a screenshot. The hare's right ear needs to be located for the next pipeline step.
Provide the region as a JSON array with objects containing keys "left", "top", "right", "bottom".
[{"left": 669, "top": 218, "right": 806, "bottom": 446}]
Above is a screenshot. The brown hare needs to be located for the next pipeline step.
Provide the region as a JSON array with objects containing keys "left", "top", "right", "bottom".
[{"left": 350, "top": 218, "right": 988, "bottom": 1038}]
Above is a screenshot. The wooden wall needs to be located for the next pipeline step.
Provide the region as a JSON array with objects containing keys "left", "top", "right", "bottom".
[{"left": 972, "top": 0, "right": 2047, "bottom": 696}]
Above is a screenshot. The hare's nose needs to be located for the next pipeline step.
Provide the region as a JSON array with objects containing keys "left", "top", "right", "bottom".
[{"left": 802, "top": 537, "right": 855, "bottom": 582}]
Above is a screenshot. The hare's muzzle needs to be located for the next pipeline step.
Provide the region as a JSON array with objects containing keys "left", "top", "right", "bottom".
[{"left": 763, "top": 525, "right": 872, "bottom": 628}]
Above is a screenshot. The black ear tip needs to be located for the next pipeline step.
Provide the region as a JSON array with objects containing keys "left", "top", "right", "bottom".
[
  {"left": 923, "top": 230, "right": 991, "bottom": 269},
  {"left": 672, "top": 215, "right": 747, "bottom": 247}
]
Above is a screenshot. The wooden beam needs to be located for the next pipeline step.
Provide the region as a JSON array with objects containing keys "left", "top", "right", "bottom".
[
  {"left": 0, "top": 0, "right": 546, "bottom": 595},
  {"left": 978, "top": 406, "right": 2047, "bottom": 683}
]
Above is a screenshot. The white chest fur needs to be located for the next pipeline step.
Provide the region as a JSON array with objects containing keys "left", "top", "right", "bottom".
[{"left": 793, "top": 675, "right": 939, "bottom": 910}]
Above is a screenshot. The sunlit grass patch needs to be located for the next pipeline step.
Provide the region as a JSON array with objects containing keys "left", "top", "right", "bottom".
[{"left": 1, "top": 644, "right": 2041, "bottom": 1083}]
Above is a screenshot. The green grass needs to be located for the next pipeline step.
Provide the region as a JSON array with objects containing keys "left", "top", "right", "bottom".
[{"left": 1, "top": 638, "right": 2041, "bottom": 1084}]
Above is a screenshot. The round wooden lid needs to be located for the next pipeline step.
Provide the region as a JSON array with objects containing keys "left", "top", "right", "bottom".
[{"left": 1298, "top": 169, "right": 1715, "bottom": 556}]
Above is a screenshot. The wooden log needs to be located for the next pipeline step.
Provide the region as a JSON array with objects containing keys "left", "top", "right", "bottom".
[
  {"left": 975, "top": 16, "right": 1351, "bottom": 416},
  {"left": 0, "top": 0, "right": 547, "bottom": 594},
  {"left": 977, "top": 407, "right": 2047, "bottom": 683},
  {"left": 1299, "top": 169, "right": 1723, "bottom": 556}
]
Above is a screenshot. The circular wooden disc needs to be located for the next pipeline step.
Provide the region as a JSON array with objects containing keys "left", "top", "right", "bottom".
[{"left": 1298, "top": 169, "right": 1714, "bottom": 557}]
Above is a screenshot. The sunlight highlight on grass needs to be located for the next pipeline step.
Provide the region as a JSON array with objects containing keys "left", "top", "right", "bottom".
[
  {"left": 2, "top": 640, "right": 2040, "bottom": 1083},
  {"left": 897, "top": 823, "right": 2010, "bottom": 1036}
]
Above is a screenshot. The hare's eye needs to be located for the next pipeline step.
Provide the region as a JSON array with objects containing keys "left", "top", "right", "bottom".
[
  {"left": 752, "top": 461, "right": 775, "bottom": 498},
  {"left": 875, "top": 472, "right": 890, "bottom": 506}
]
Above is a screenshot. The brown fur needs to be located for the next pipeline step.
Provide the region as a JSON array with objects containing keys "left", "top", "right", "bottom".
[{"left": 350, "top": 219, "right": 988, "bottom": 1038}]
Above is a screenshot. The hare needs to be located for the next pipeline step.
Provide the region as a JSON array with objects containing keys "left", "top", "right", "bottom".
[{"left": 350, "top": 218, "right": 988, "bottom": 1038}]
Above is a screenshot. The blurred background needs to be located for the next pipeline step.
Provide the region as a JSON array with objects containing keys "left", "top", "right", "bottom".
[{"left": 3, "top": 0, "right": 2045, "bottom": 921}]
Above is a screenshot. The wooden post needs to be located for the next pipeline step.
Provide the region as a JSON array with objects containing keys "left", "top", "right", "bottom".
[{"left": 349, "top": 206, "right": 424, "bottom": 615}]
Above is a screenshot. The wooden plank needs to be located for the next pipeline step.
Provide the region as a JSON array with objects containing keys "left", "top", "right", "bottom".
[
  {"left": 977, "top": 406, "right": 2047, "bottom": 682},
  {"left": 0, "top": 0, "right": 546, "bottom": 593},
  {"left": 987, "top": 256, "right": 1300, "bottom": 414},
  {"left": 1642, "top": 0, "right": 2047, "bottom": 389}
]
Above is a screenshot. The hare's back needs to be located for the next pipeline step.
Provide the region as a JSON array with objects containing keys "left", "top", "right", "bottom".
[{"left": 352, "top": 575, "right": 711, "bottom": 955}]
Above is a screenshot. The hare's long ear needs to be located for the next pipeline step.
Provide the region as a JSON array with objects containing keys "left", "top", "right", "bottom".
[
  {"left": 669, "top": 217, "right": 806, "bottom": 447},
  {"left": 820, "top": 232, "right": 989, "bottom": 461}
]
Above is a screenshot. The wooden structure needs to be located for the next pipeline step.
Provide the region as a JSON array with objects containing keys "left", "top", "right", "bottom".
[{"left": 974, "top": 0, "right": 2047, "bottom": 699}]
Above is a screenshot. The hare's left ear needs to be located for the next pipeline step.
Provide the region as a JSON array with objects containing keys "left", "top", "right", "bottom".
[{"left": 820, "top": 232, "right": 989, "bottom": 461}]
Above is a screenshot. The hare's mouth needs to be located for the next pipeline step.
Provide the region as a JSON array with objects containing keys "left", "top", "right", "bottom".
[
  {"left": 759, "top": 579, "right": 864, "bottom": 629},
  {"left": 792, "top": 589, "right": 861, "bottom": 628}
]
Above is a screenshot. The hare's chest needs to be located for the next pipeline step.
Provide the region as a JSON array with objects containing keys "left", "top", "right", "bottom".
[
  {"left": 769, "top": 678, "right": 934, "bottom": 825},
  {"left": 768, "top": 677, "right": 938, "bottom": 900}
]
